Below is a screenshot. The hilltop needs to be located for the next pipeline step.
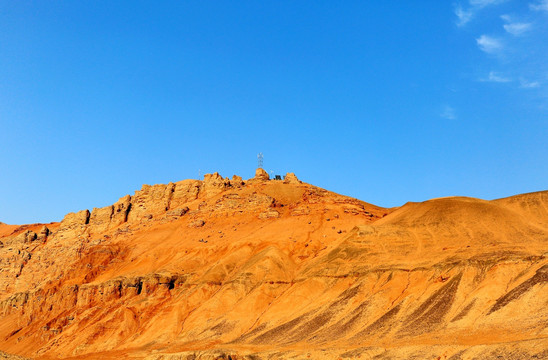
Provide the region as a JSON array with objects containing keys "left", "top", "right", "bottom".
[{"left": 0, "top": 170, "right": 546, "bottom": 359}]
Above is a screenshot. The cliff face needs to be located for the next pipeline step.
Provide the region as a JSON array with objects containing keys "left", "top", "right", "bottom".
[{"left": 0, "top": 174, "right": 546, "bottom": 359}]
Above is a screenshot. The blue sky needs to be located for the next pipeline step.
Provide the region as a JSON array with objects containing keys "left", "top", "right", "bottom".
[{"left": 1, "top": 1, "right": 547, "bottom": 224}]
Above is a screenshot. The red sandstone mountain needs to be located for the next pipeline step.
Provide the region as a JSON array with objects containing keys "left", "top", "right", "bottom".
[{"left": 0, "top": 170, "right": 546, "bottom": 359}]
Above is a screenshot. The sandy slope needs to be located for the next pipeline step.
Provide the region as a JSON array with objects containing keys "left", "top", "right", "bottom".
[{"left": 0, "top": 173, "right": 546, "bottom": 359}]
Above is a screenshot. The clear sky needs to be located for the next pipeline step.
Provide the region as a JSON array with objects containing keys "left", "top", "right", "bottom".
[{"left": 1, "top": 1, "right": 547, "bottom": 224}]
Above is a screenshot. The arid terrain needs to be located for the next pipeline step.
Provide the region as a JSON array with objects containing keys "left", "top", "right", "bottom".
[{"left": 0, "top": 169, "right": 546, "bottom": 359}]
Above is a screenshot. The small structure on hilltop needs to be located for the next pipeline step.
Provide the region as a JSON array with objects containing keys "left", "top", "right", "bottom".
[
  {"left": 247, "top": 169, "right": 301, "bottom": 184},
  {"left": 253, "top": 153, "right": 301, "bottom": 183},
  {"left": 257, "top": 152, "right": 264, "bottom": 169}
]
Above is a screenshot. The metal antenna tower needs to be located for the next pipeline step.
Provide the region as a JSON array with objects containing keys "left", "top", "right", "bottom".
[{"left": 257, "top": 152, "right": 264, "bottom": 169}]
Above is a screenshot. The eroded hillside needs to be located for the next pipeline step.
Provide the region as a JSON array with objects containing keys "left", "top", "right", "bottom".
[{"left": 0, "top": 171, "right": 546, "bottom": 359}]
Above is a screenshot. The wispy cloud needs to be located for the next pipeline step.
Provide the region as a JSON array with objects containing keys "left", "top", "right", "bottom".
[
  {"left": 455, "top": 0, "right": 547, "bottom": 99},
  {"left": 530, "top": 0, "right": 548, "bottom": 11},
  {"left": 455, "top": 0, "right": 507, "bottom": 26},
  {"left": 476, "top": 35, "right": 503, "bottom": 53},
  {"left": 503, "top": 21, "right": 532, "bottom": 36},
  {"left": 441, "top": 105, "right": 457, "bottom": 120},
  {"left": 455, "top": 5, "right": 474, "bottom": 26},
  {"left": 520, "top": 78, "right": 541, "bottom": 88},
  {"left": 482, "top": 71, "right": 511, "bottom": 82}
]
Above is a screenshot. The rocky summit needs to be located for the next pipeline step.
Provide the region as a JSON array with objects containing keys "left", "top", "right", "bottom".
[{"left": 0, "top": 171, "right": 547, "bottom": 359}]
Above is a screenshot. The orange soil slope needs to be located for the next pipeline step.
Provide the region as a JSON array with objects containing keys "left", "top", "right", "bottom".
[{"left": 0, "top": 172, "right": 546, "bottom": 359}]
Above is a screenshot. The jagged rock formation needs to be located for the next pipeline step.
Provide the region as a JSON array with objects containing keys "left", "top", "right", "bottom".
[
  {"left": 0, "top": 173, "right": 546, "bottom": 359},
  {"left": 253, "top": 168, "right": 270, "bottom": 181},
  {"left": 283, "top": 172, "right": 301, "bottom": 184}
]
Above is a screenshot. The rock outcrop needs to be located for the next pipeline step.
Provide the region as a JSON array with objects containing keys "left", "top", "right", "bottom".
[
  {"left": 202, "top": 172, "right": 230, "bottom": 197},
  {"left": 15, "top": 230, "right": 37, "bottom": 243},
  {"left": 188, "top": 219, "right": 205, "bottom": 228},
  {"left": 231, "top": 175, "right": 244, "bottom": 187},
  {"left": 60, "top": 209, "right": 90, "bottom": 229},
  {"left": 169, "top": 180, "right": 201, "bottom": 208},
  {"left": 49, "top": 171, "right": 299, "bottom": 237},
  {"left": 283, "top": 172, "right": 301, "bottom": 184},
  {"left": 127, "top": 183, "right": 175, "bottom": 222},
  {"left": 252, "top": 168, "right": 269, "bottom": 181},
  {"left": 88, "top": 205, "right": 114, "bottom": 233},
  {"left": 86, "top": 195, "right": 132, "bottom": 234},
  {"left": 36, "top": 226, "right": 50, "bottom": 243},
  {"left": 258, "top": 209, "right": 280, "bottom": 219},
  {"left": 57, "top": 209, "right": 90, "bottom": 238},
  {"left": 166, "top": 207, "right": 189, "bottom": 218},
  {"left": 84, "top": 173, "right": 251, "bottom": 227},
  {"left": 111, "top": 195, "right": 132, "bottom": 226}
]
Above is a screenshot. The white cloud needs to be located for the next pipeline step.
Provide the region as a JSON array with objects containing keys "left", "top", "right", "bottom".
[
  {"left": 441, "top": 105, "right": 457, "bottom": 120},
  {"left": 455, "top": 0, "right": 508, "bottom": 26},
  {"left": 476, "top": 35, "right": 503, "bottom": 53},
  {"left": 530, "top": 0, "right": 548, "bottom": 11},
  {"left": 520, "top": 78, "right": 541, "bottom": 88},
  {"left": 455, "top": 1, "right": 546, "bottom": 98},
  {"left": 482, "top": 71, "right": 511, "bottom": 82},
  {"left": 503, "top": 22, "right": 532, "bottom": 35},
  {"left": 501, "top": 16, "right": 532, "bottom": 36},
  {"left": 455, "top": 5, "right": 474, "bottom": 26}
]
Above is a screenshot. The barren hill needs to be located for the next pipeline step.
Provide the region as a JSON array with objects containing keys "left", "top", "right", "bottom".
[{"left": 0, "top": 170, "right": 546, "bottom": 359}]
